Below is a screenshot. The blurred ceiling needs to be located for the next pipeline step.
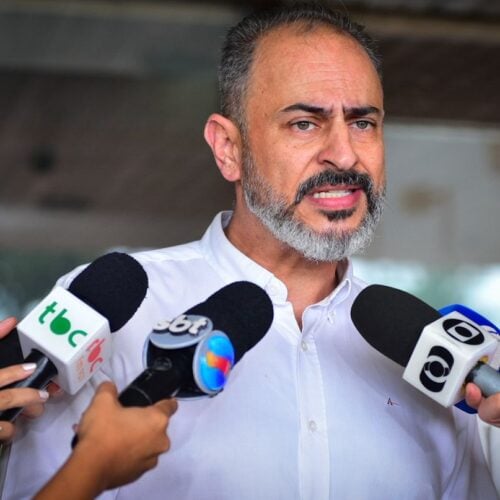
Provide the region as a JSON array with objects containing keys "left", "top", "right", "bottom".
[{"left": 0, "top": 0, "right": 498, "bottom": 259}]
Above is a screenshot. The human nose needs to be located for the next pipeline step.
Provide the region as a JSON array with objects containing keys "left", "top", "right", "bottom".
[{"left": 317, "top": 123, "right": 358, "bottom": 171}]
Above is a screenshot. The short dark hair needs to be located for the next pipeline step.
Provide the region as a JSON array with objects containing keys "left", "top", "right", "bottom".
[{"left": 219, "top": 2, "right": 382, "bottom": 131}]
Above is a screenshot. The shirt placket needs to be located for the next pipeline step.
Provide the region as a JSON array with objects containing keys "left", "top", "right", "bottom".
[{"left": 297, "top": 307, "right": 330, "bottom": 500}]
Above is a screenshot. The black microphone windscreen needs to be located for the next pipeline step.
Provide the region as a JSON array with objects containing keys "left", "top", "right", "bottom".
[
  {"left": 68, "top": 252, "right": 148, "bottom": 332},
  {"left": 351, "top": 284, "right": 441, "bottom": 367},
  {"left": 186, "top": 281, "right": 274, "bottom": 362}
]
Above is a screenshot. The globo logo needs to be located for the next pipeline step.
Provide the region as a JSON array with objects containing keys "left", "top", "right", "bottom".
[
  {"left": 419, "top": 345, "right": 455, "bottom": 393},
  {"left": 442, "top": 318, "right": 485, "bottom": 345}
]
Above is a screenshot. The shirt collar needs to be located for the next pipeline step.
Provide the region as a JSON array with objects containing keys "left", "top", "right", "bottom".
[
  {"left": 201, "top": 211, "right": 353, "bottom": 307},
  {"left": 318, "top": 259, "right": 353, "bottom": 309}
]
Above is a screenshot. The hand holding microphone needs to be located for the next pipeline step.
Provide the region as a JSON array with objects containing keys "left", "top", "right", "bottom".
[
  {"left": 71, "top": 280, "right": 273, "bottom": 448},
  {"left": 351, "top": 285, "right": 500, "bottom": 426},
  {"left": 0, "top": 252, "right": 148, "bottom": 422},
  {"left": 34, "top": 381, "right": 177, "bottom": 500},
  {"left": 465, "top": 383, "right": 500, "bottom": 426},
  {"left": 0, "top": 318, "right": 52, "bottom": 442},
  {"left": 437, "top": 303, "right": 500, "bottom": 417}
]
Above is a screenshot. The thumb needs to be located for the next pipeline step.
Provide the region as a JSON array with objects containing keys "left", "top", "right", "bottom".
[
  {"left": 96, "top": 381, "right": 118, "bottom": 395},
  {"left": 93, "top": 381, "right": 119, "bottom": 404},
  {"left": 154, "top": 398, "right": 178, "bottom": 417}
]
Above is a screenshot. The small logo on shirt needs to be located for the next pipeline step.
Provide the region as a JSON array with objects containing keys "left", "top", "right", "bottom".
[{"left": 386, "top": 398, "right": 399, "bottom": 406}]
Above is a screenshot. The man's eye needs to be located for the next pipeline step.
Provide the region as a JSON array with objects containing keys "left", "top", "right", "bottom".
[
  {"left": 293, "top": 121, "right": 315, "bottom": 131},
  {"left": 354, "top": 120, "right": 372, "bottom": 130}
]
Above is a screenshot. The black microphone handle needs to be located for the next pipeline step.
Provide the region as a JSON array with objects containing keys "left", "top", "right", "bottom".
[
  {"left": 118, "top": 359, "right": 184, "bottom": 407},
  {"left": 71, "top": 357, "right": 183, "bottom": 449},
  {"left": 0, "top": 350, "right": 58, "bottom": 422},
  {"left": 466, "top": 361, "right": 500, "bottom": 398}
]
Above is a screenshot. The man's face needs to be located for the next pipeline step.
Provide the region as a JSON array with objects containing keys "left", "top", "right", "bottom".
[{"left": 239, "top": 26, "right": 386, "bottom": 261}]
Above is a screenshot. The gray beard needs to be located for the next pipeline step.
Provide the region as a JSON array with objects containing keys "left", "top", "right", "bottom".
[{"left": 241, "top": 149, "right": 385, "bottom": 263}]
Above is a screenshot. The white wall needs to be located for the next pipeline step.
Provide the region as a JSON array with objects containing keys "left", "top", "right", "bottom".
[{"left": 366, "top": 121, "right": 500, "bottom": 265}]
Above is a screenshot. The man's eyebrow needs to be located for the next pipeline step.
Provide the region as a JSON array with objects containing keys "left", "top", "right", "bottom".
[
  {"left": 280, "top": 103, "right": 383, "bottom": 118},
  {"left": 280, "top": 103, "right": 331, "bottom": 117},
  {"left": 344, "top": 106, "right": 382, "bottom": 117}
]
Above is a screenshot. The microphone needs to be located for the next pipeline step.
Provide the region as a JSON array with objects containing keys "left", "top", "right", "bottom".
[
  {"left": 118, "top": 281, "right": 274, "bottom": 407},
  {"left": 0, "top": 252, "right": 148, "bottom": 422},
  {"left": 351, "top": 285, "right": 500, "bottom": 407},
  {"left": 439, "top": 303, "right": 500, "bottom": 413}
]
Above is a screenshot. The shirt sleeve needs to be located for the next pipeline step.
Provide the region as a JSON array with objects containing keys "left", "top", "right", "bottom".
[{"left": 478, "top": 417, "right": 500, "bottom": 496}]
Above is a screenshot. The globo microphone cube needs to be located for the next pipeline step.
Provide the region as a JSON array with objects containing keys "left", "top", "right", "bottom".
[
  {"left": 17, "top": 286, "right": 111, "bottom": 394},
  {"left": 403, "top": 311, "right": 498, "bottom": 407}
]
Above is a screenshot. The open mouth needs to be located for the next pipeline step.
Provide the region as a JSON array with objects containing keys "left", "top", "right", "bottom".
[
  {"left": 311, "top": 188, "right": 358, "bottom": 199},
  {"left": 304, "top": 185, "right": 363, "bottom": 212},
  {"left": 294, "top": 170, "right": 372, "bottom": 209}
]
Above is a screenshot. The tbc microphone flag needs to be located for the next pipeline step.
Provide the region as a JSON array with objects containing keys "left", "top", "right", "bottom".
[{"left": 0, "top": 252, "right": 148, "bottom": 422}]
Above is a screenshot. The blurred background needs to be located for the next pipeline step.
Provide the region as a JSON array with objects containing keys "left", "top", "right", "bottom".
[{"left": 0, "top": 0, "right": 498, "bottom": 323}]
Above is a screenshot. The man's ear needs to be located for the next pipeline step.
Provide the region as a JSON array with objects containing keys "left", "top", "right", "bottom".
[{"left": 204, "top": 113, "right": 242, "bottom": 182}]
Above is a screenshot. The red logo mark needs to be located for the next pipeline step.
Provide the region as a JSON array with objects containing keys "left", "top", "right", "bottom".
[{"left": 86, "top": 339, "right": 105, "bottom": 372}]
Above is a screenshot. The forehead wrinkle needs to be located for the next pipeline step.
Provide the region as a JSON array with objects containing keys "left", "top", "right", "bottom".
[{"left": 245, "top": 27, "right": 383, "bottom": 125}]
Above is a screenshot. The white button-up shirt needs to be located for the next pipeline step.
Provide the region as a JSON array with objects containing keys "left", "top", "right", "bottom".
[{"left": 4, "top": 212, "right": 498, "bottom": 499}]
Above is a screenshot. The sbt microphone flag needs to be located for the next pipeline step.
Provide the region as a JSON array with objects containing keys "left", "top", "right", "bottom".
[
  {"left": 17, "top": 286, "right": 111, "bottom": 394},
  {"left": 403, "top": 310, "right": 498, "bottom": 407}
]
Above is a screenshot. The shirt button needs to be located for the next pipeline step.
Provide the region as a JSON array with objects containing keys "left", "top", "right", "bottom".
[
  {"left": 301, "top": 340, "right": 308, "bottom": 352},
  {"left": 327, "top": 311, "right": 335, "bottom": 323},
  {"left": 308, "top": 420, "right": 317, "bottom": 432}
]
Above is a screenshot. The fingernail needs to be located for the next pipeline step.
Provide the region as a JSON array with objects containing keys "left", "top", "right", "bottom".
[
  {"left": 0, "top": 317, "right": 14, "bottom": 326},
  {"left": 39, "top": 390, "right": 49, "bottom": 401},
  {"left": 22, "top": 363, "right": 37, "bottom": 372}
]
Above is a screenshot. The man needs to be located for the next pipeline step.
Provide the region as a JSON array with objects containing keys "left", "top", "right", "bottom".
[{"left": 4, "top": 3, "right": 500, "bottom": 499}]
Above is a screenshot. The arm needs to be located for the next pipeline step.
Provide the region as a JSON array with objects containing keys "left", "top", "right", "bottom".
[
  {"left": 35, "top": 381, "right": 177, "bottom": 500},
  {"left": 0, "top": 317, "right": 50, "bottom": 442}
]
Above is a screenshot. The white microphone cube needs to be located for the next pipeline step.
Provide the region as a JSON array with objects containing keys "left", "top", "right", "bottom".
[
  {"left": 403, "top": 311, "right": 498, "bottom": 407},
  {"left": 17, "top": 286, "right": 112, "bottom": 394}
]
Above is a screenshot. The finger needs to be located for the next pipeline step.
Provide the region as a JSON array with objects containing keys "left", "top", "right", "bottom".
[
  {"left": 0, "top": 317, "right": 17, "bottom": 339},
  {"left": 95, "top": 381, "right": 118, "bottom": 400},
  {"left": 0, "top": 387, "right": 49, "bottom": 412},
  {"left": 0, "top": 421, "right": 16, "bottom": 443},
  {"left": 146, "top": 456, "right": 160, "bottom": 471},
  {"left": 0, "top": 363, "right": 37, "bottom": 388},
  {"left": 78, "top": 381, "right": 118, "bottom": 425},
  {"left": 139, "top": 456, "right": 160, "bottom": 475},
  {"left": 464, "top": 383, "right": 483, "bottom": 409},
  {"left": 153, "top": 398, "right": 178, "bottom": 417},
  {"left": 20, "top": 402, "right": 45, "bottom": 419},
  {"left": 477, "top": 392, "right": 500, "bottom": 426},
  {"left": 47, "top": 382, "right": 64, "bottom": 398}
]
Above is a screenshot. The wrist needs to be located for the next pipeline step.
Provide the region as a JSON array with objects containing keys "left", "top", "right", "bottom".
[{"left": 69, "top": 440, "right": 111, "bottom": 497}]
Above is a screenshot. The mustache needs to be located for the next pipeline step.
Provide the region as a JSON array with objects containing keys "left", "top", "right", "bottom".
[{"left": 294, "top": 170, "right": 375, "bottom": 205}]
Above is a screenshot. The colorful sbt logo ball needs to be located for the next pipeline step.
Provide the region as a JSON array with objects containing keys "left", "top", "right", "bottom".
[{"left": 194, "top": 331, "right": 235, "bottom": 395}]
